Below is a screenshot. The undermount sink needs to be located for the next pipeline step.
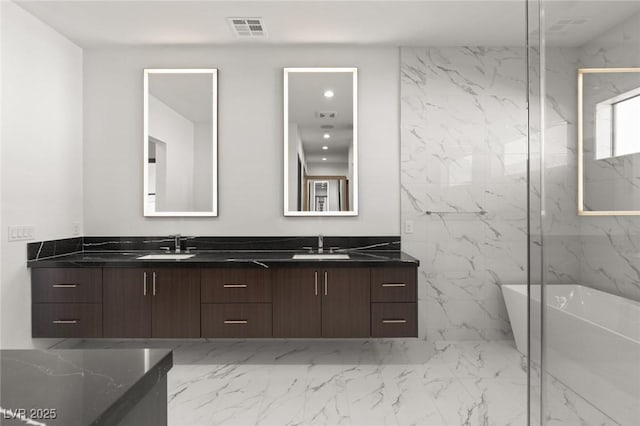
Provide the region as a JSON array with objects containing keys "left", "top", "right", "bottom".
[
  {"left": 292, "top": 253, "right": 350, "bottom": 260},
  {"left": 136, "top": 254, "right": 195, "bottom": 260}
]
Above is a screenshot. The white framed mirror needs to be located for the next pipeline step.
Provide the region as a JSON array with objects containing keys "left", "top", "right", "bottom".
[
  {"left": 284, "top": 67, "right": 358, "bottom": 216},
  {"left": 143, "top": 69, "right": 218, "bottom": 217},
  {"left": 578, "top": 68, "right": 640, "bottom": 215}
]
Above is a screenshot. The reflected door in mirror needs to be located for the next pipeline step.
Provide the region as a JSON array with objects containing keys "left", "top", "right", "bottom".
[{"left": 144, "top": 69, "right": 218, "bottom": 216}]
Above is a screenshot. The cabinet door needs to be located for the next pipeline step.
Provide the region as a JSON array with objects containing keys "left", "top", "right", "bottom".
[
  {"left": 151, "top": 268, "right": 200, "bottom": 338},
  {"left": 103, "top": 268, "right": 151, "bottom": 338},
  {"left": 273, "top": 268, "right": 321, "bottom": 337},
  {"left": 322, "top": 268, "right": 371, "bottom": 338}
]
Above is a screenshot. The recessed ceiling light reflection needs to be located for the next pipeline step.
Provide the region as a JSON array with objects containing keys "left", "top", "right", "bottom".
[
  {"left": 323, "top": 133, "right": 330, "bottom": 139},
  {"left": 323, "top": 90, "right": 334, "bottom": 98},
  {"left": 322, "top": 157, "right": 327, "bottom": 161},
  {"left": 322, "top": 146, "right": 328, "bottom": 150}
]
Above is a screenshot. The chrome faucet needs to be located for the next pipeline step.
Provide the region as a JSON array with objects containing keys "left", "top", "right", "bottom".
[
  {"left": 318, "top": 234, "right": 324, "bottom": 254},
  {"left": 172, "top": 234, "right": 181, "bottom": 253}
]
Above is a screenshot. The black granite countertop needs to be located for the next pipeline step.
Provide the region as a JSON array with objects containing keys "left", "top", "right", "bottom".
[
  {"left": 0, "top": 349, "right": 172, "bottom": 426},
  {"left": 27, "top": 250, "right": 419, "bottom": 268}
]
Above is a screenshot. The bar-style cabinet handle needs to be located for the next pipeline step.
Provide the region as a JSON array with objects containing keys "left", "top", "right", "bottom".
[
  {"left": 381, "top": 283, "right": 406, "bottom": 288},
  {"left": 223, "top": 284, "right": 248, "bottom": 288},
  {"left": 314, "top": 271, "right": 318, "bottom": 296},
  {"left": 223, "top": 320, "right": 248, "bottom": 324},
  {"left": 53, "top": 320, "right": 78, "bottom": 324},
  {"left": 324, "top": 271, "right": 328, "bottom": 295},
  {"left": 382, "top": 319, "right": 407, "bottom": 324},
  {"left": 52, "top": 284, "right": 78, "bottom": 288},
  {"left": 152, "top": 272, "right": 157, "bottom": 296}
]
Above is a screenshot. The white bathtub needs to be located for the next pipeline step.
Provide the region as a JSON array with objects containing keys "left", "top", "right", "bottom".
[{"left": 501, "top": 284, "right": 640, "bottom": 426}]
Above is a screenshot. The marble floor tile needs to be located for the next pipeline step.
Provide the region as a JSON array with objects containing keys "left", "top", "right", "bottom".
[{"left": 73, "top": 339, "right": 530, "bottom": 426}]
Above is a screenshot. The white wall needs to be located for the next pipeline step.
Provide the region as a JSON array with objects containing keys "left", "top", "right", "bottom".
[
  {"left": 83, "top": 46, "right": 400, "bottom": 235},
  {"left": 193, "top": 121, "right": 213, "bottom": 211},
  {"left": 1, "top": 1, "right": 83, "bottom": 348}
]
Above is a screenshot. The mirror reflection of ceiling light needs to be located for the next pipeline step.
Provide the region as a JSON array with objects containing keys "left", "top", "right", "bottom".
[
  {"left": 322, "top": 146, "right": 328, "bottom": 150},
  {"left": 322, "top": 157, "right": 327, "bottom": 161},
  {"left": 323, "top": 133, "right": 330, "bottom": 139},
  {"left": 323, "top": 90, "right": 334, "bottom": 98}
]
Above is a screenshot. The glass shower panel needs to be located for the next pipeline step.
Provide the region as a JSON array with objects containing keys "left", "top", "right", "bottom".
[
  {"left": 533, "top": 1, "right": 640, "bottom": 425},
  {"left": 526, "top": 1, "right": 543, "bottom": 425}
]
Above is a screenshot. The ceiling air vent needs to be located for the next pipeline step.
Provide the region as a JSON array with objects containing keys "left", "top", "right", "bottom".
[
  {"left": 316, "top": 111, "right": 337, "bottom": 119},
  {"left": 228, "top": 17, "right": 266, "bottom": 37},
  {"left": 320, "top": 124, "right": 335, "bottom": 129}
]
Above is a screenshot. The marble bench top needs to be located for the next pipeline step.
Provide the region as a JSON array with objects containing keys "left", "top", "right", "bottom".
[{"left": 0, "top": 349, "right": 172, "bottom": 425}]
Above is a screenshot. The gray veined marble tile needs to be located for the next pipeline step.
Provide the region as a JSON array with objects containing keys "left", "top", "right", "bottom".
[{"left": 73, "top": 339, "right": 528, "bottom": 426}]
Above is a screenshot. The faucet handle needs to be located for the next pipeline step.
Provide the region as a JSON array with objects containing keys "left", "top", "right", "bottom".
[
  {"left": 184, "top": 246, "right": 197, "bottom": 253},
  {"left": 301, "top": 246, "right": 314, "bottom": 253},
  {"left": 159, "top": 246, "right": 171, "bottom": 253}
]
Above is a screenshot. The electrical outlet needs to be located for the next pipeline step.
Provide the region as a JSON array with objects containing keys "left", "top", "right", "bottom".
[
  {"left": 404, "top": 220, "right": 414, "bottom": 234},
  {"left": 72, "top": 222, "right": 81, "bottom": 236},
  {"left": 8, "top": 226, "right": 35, "bottom": 242}
]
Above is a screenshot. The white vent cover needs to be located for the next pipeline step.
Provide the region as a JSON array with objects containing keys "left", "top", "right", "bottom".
[
  {"left": 228, "top": 17, "right": 266, "bottom": 37},
  {"left": 316, "top": 111, "right": 337, "bottom": 119}
]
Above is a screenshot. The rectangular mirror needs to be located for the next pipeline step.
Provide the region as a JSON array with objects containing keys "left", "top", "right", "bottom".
[
  {"left": 144, "top": 69, "right": 217, "bottom": 216},
  {"left": 284, "top": 67, "right": 358, "bottom": 216},
  {"left": 578, "top": 68, "right": 640, "bottom": 215}
]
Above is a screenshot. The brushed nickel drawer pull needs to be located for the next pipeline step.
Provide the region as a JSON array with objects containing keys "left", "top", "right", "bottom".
[
  {"left": 143, "top": 272, "right": 148, "bottom": 296},
  {"left": 152, "top": 272, "right": 157, "bottom": 296},
  {"left": 382, "top": 283, "right": 406, "bottom": 288},
  {"left": 223, "top": 320, "right": 248, "bottom": 324},
  {"left": 324, "top": 271, "right": 328, "bottom": 296},
  {"left": 223, "top": 284, "right": 248, "bottom": 288},
  {"left": 53, "top": 320, "right": 78, "bottom": 324},
  {"left": 382, "top": 319, "right": 407, "bottom": 324},
  {"left": 314, "top": 271, "right": 318, "bottom": 296},
  {"left": 52, "top": 284, "right": 78, "bottom": 288}
]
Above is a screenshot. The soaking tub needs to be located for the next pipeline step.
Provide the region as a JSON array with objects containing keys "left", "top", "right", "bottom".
[{"left": 501, "top": 284, "right": 640, "bottom": 426}]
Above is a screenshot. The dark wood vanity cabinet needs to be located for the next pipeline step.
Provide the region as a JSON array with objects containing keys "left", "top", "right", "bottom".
[
  {"left": 32, "top": 263, "right": 417, "bottom": 339},
  {"left": 103, "top": 268, "right": 200, "bottom": 338},
  {"left": 201, "top": 268, "right": 272, "bottom": 338},
  {"left": 272, "top": 267, "right": 371, "bottom": 338},
  {"left": 31, "top": 268, "right": 103, "bottom": 338},
  {"left": 273, "top": 268, "right": 322, "bottom": 337},
  {"left": 370, "top": 266, "right": 418, "bottom": 337}
]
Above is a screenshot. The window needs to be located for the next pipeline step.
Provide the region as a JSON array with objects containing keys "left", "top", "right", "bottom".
[
  {"left": 595, "top": 88, "right": 640, "bottom": 159},
  {"left": 612, "top": 94, "right": 640, "bottom": 157}
]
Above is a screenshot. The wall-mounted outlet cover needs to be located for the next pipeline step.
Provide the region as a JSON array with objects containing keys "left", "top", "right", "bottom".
[{"left": 404, "top": 220, "right": 414, "bottom": 234}]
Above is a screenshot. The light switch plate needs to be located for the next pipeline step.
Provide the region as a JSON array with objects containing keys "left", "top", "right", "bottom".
[
  {"left": 72, "top": 222, "right": 81, "bottom": 236},
  {"left": 8, "top": 226, "right": 35, "bottom": 242}
]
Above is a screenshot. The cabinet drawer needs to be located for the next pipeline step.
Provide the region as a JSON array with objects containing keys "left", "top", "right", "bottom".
[
  {"left": 371, "top": 267, "right": 417, "bottom": 302},
  {"left": 201, "top": 269, "right": 271, "bottom": 303},
  {"left": 371, "top": 303, "right": 417, "bottom": 337},
  {"left": 32, "top": 303, "right": 102, "bottom": 338},
  {"left": 201, "top": 304, "right": 272, "bottom": 338},
  {"left": 32, "top": 268, "right": 102, "bottom": 303}
]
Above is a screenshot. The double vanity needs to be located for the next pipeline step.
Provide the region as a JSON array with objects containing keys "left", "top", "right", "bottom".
[{"left": 28, "top": 236, "right": 419, "bottom": 340}]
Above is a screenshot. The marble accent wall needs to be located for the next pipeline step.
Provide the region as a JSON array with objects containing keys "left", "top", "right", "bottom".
[
  {"left": 577, "top": 12, "right": 640, "bottom": 302},
  {"left": 400, "top": 47, "right": 528, "bottom": 340},
  {"left": 542, "top": 47, "right": 581, "bottom": 287}
]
